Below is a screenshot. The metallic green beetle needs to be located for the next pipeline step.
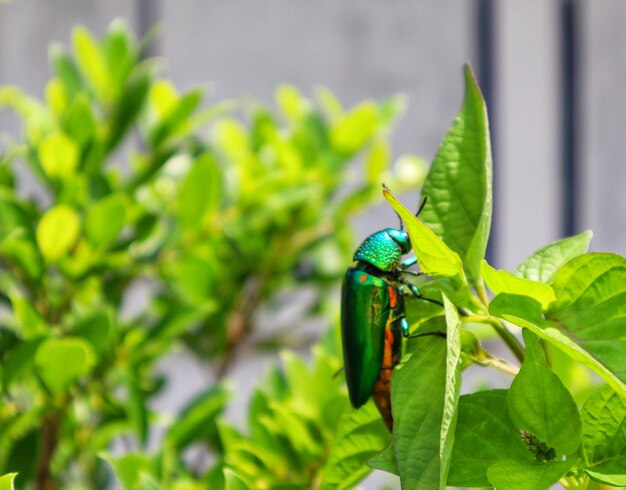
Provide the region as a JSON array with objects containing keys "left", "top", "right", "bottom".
[{"left": 341, "top": 202, "right": 440, "bottom": 429}]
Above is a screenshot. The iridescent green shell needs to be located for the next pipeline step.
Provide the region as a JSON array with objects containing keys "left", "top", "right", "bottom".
[
  {"left": 340, "top": 266, "right": 390, "bottom": 408},
  {"left": 353, "top": 229, "right": 407, "bottom": 272}
]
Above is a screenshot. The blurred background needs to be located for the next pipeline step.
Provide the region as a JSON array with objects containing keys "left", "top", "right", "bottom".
[{"left": 0, "top": 1, "right": 624, "bottom": 489}]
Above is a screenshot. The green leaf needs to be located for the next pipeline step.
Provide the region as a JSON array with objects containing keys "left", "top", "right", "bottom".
[
  {"left": 419, "top": 64, "right": 492, "bottom": 284},
  {"left": 319, "top": 401, "right": 390, "bottom": 490},
  {"left": 440, "top": 293, "right": 461, "bottom": 488},
  {"left": 85, "top": 193, "right": 127, "bottom": 249},
  {"left": 10, "top": 294, "right": 48, "bottom": 339},
  {"left": 507, "top": 329, "right": 581, "bottom": 456},
  {"left": 72, "top": 25, "right": 111, "bottom": 101},
  {"left": 487, "top": 459, "right": 573, "bottom": 490},
  {"left": 392, "top": 333, "right": 447, "bottom": 489},
  {"left": 580, "top": 384, "right": 626, "bottom": 467},
  {"left": 548, "top": 253, "right": 626, "bottom": 343},
  {"left": 367, "top": 446, "right": 398, "bottom": 476},
  {"left": 490, "top": 293, "right": 626, "bottom": 398},
  {"left": 330, "top": 102, "right": 379, "bottom": 155},
  {"left": 383, "top": 188, "right": 468, "bottom": 302},
  {"left": 36, "top": 204, "right": 81, "bottom": 262},
  {"left": 35, "top": 337, "right": 95, "bottom": 394},
  {"left": 515, "top": 231, "right": 593, "bottom": 283},
  {"left": 149, "top": 89, "right": 202, "bottom": 148},
  {"left": 101, "top": 453, "right": 160, "bottom": 490},
  {"left": 49, "top": 43, "right": 84, "bottom": 97},
  {"left": 481, "top": 260, "right": 556, "bottom": 310},
  {"left": 275, "top": 84, "right": 309, "bottom": 121},
  {"left": 165, "top": 385, "right": 228, "bottom": 450},
  {"left": 38, "top": 131, "right": 80, "bottom": 178},
  {"left": 585, "top": 458, "right": 626, "bottom": 486},
  {"left": 223, "top": 469, "right": 250, "bottom": 490},
  {"left": 176, "top": 153, "right": 221, "bottom": 231},
  {"left": 448, "top": 390, "right": 527, "bottom": 487},
  {"left": 365, "top": 139, "right": 390, "bottom": 185},
  {"left": 0, "top": 473, "right": 17, "bottom": 490}
]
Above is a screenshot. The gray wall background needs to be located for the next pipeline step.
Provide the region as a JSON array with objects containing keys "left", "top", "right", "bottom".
[{"left": 1, "top": 1, "right": 625, "bottom": 488}]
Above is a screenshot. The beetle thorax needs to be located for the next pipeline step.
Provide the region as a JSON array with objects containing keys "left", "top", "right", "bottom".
[{"left": 353, "top": 228, "right": 411, "bottom": 272}]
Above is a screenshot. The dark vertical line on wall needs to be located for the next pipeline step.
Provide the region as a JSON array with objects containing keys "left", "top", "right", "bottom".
[
  {"left": 136, "top": 0, "right": 160, "bottom": 57},
  {"left": 477, "top": 0, "right": 498, "bottom": 265},
  {"left": 561, "top": 0, "right": 579, "bottom": 236}
]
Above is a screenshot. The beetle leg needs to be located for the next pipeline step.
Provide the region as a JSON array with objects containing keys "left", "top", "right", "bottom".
[
  {"left": 401, "top": 256, "right": 418, "bottom": 268},
  {"left": 402, "top": 279, "right": 444, "bottom": 307}
]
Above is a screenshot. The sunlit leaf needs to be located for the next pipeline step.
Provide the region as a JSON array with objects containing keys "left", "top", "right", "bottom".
[
  {"left": 38, "top": 131, "right": 79, "bottom": 178},
  {"left": 481, "top": 260, "right": 556, "bottom": 310},
  {"left": 515, "top": 230, "right": 592, "bottom": 283},
  {"left": 487, "top": 459, "right": 573, "bottom": 490},
  {"left": 36, "top": 204, "right": 81, "bottom": 262},
  {"left": 419, "top": 64, "right": 492, "bottom": 284},
  {"left": 35, "top": 337, "right": 95, "bottom": 394}
]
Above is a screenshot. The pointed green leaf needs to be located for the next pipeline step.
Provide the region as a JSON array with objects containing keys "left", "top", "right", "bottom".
[
  {"left": 85, "top": 193, "right": 128, "bottom": 249},
  {"left": 224, "top": 469, "right": 250, "bottom": 490},
  {"left": 35, "top": 337, "right": 95, "bottom": 394},
  {"left": 72, "top": 26, "right": 111, "bottom": 101},
  {"left": 101, "top": 453, "right": 160, "bottom": 490},
  {"left": 0, "top": 473, "right": 17, "bottom": 490},
  {"left": 419, "top": 65, "right": 492, "bottom": 284},
  {"left": 38, "top": 131, "right": 79, "bottom": 178},
  {"left": 585, "top": 458, "right": 626, "bottom": 486},
  {"left": 10, "top": 294, "right": 48, "bottom": 339},
  {"left": 507, "top": 329, "right": 581, "bottom": 456},
  {"left": 36, "top": 204, "right": 81, "bottom": 262},
  {"left": 481, "top": 260, "right": 556, "bottom": 310},
  {"left": 367, "top": 446, "right": 398, "bottom": 476},
  {"left": 383, "top": 189, "right": 465, "bottom": 280},
  {"left": 392, "top": 333, "right": 447, "bottom": 489},
  {"left": 487, "top": 459, "right": 573, "bottom": 490},
  {"left": 515, "top": 231, "right": 592, "bottom": 283},
  {"left": 491, "top": 293, "right": 626, "bottom": 398},
  {"left": 580, "top": 384, "right": 626, "bottom": 468},
  {"left": 319, "top": 401, "right": 390, "bottom": 490},
  {"left": 448, "top": 390, "right": 528, "bottom": 487},
  {"left": 440, "top": 293, "right": 461, "bottom": 489}
]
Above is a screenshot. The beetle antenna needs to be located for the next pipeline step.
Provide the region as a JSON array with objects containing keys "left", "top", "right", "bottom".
[{"left": 416, "top": 196, "right": 428, "bottom": 217}]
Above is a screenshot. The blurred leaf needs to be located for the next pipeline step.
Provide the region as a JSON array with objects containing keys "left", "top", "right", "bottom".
[
  {"left": 330, "top": 102, "right": 379, "bottom": 155},
  {"left": 149, "top": 89, "right": 202, "bottom": 148},
  {"left": 176, "top": 153, "right": 221, "bottom": 231},
  {"left": 319, "top": 401, "right": 390, "bottom": 490},
  {"left": 365, "top": 139, "right": 390, "bottom": 185},
  {"left": 64, "top": 93, "right": 98, "bottom": 146},
  {"left": 35, "top": 337, "right": 95, "bottom": 394},
  {"left": 487, "top": 459, "right": 573, "bottom": 490},
  {"left": 36, "top": 204, "right": 80, "bottom": 262},
  {"left": 72, "top": 25, "right": 111, "bottom": 101},
  {"left": 10, "top": 294, "right": 48, "bottom": 339},
  {"left": 85, "top": 193, "right": 127, "bottom": 249},
  {"left": 419, "top": 65, "right": 492, "bottom": 285},
  {"left": 507, "top": 329, "right": 581, "bottom": 457},
  {"left": 276, "top": 85, "right": 309, "bottom": 121},
  {"left": 515, "top": 231, "right": 593, "bottom": 283},
  {"left": 38, "top": 131, "right": 80, "bottom": 179},
  {"left": 49, "top": 43, "right": 83, "bottom": 98},
  {"left": 45, "top": 79, "right": 68, "bottom": 115},
  {"left": 481, "top": 260, "right": 555, "bottom": 310},
  {"left": 73, "top": 311, "right": 113, "bottom": 355},
  {"left": 101, "top": 453, "right": 160, "bottom": 490},
  {"left": 2, "top": 339, "right": 43, "bottom": 387},
  {"left": 223, "top": 469, "right": 250, "bottom": 490},
  {"left": 392, "top": 334, "right": 447, "bottom": 489},
  {"left": 165, "top": 385, "right": 228, "bottom": 451},
  {"left": 103, "top": 19, "right": 136, "bottom": 93},
  {"left": 150, "top": 80, "right": 178, "bottom": 119},
  {"left": 0, "top": 473, "right": 17, "bottom": 490}
]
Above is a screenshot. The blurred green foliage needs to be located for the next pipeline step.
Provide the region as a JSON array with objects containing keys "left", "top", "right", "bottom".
[{"left": 0, "top": 20, "right": 422, "bottom": 489}]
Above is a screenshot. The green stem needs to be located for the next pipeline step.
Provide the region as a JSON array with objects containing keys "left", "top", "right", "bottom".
[{"left": 462, "top": 315, "right": 525, "bottom": 363}]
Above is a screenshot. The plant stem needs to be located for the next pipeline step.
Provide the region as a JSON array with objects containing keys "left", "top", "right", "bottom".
[
  {"left": 470, "top": 355, "right": 519, "bottom": 376},
  {"left": 36, "top": 410, "right": 62, "bottom": 490},
  {"left": 462, "top": 315, "right": 525, "bottom": 363}
]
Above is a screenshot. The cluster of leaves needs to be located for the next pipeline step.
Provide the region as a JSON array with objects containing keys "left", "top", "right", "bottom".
[
  {"left": 0, "top": 20, "right": 421, "bottom": 489},
  {"left": 359, "top": 66, "right": 626, "bottom": 489}
]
